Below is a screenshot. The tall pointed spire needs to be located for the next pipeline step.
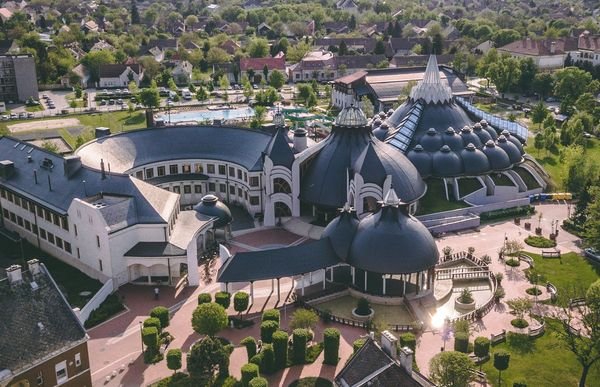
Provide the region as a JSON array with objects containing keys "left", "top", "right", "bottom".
[{"left": 409, "top": 55, "right": 453, "bottom": 105}]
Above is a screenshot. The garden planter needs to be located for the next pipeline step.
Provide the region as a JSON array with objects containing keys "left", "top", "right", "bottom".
[
  {"left": 455, "top": 298, "right": 476, "bottom": 312},
  {"left": 352, "top": 308, "right": 374, "bottom": 321},
  {"left": 524, "top": 222, "right": 531, "bottom": 230},
  {"left": 549, "top": 233, "right": 556, "bottom": 241},
  {"left": 514, "top": 218, "right": 521, "bottom": 225},
  {"left": 535, "top": 227, "right": 542, "bottom": 235}
]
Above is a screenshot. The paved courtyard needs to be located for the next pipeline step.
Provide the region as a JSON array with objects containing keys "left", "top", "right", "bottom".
[{"left": 88, "top": 203, "right": 582, "bottom": 386}]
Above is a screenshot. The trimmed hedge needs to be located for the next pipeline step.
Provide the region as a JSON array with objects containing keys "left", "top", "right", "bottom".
[
  {"left": 249, "top": 354, "right": 262, "bottom": 368},
  {"left": 323, "top": 328, "right": 340, "bottom": 365},
  {"left": 480, "top": 205, "right": 534, "bottom": 221},
  {"left": 272, "top": 330, "right": 289, "bottom": 370},
  {"left": 353, "top": 338, "right": 366, "bottom": 354},
  {"left": 143, "top": 317, "right": 161, "bottom": 332},
  {"left": 198, "top": 293, "right": 212, "bottom": 304},
  {"left": 399, "top": 332, "right": 416, "bottom": 352},
  {"left": 293, "top": 328, "right": 309, "bottom": 363},
  {"left": 142, "top": 326, "right": 159, "bottom": 348},
  {"left": 524, "top": 235, "right": 556, "bottom": 248},
  {"left": 166, "top": 348, "right": 182, "bottom": 372},
  {"left": 506, "top": 258, "right": 520, "bottom": 267},
  {"left": 260, "top": 320, "right": 279, "bottom": 344},
  {"left": 215, "top": 291, "right": 232, "bottom": 309},
  {"left": 511, "top": 318, "right": 529, "bottom": 328},
  {"left": 474, "top": 337, "right": 490, "bottom": 359},
  {"left": 261, "top": 343, "right": 275, "bottom": 374},
  {"left": 150, "top": 306, "right": 170, "bottom": 329},
  {"left": 241, "top": 336, "right": 257, "bottom": 361},
  {"left": 241, "top": 363, "right": 260, "bottom": 387},
  {"left": 454, "top": 332, "right": 469, "bottom": 353},
  {"left": 83, "top": 294, "right": 125, "bottom": 329},
  {"left": 262, "top": 309, "right": 280, "bottom": 324},
  {"left": 249, "top": 377, "right": 268, "bottom": 387},
  {"left": 234, "top": 292, "right": 250, "bottom": 314}
]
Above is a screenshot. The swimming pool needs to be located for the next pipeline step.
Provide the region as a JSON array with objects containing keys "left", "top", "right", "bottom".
[{"left": 156, "top": 107, "right": 255, "bottom": 123}]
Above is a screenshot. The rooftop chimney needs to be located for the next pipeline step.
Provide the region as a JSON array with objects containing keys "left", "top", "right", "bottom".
[
  {"left": 6, "top": 264, "right": 22, "bottom": 285},
  {"left": 63, "top": 155, "right": 82, "bottom": 179},
  {"left": 0, "top": 160, "right": 15, "bottom": 179},
  {"left": 550, "top": 41, "right": 556, "bottom": 55},
  {"left": 293, "top": 128, "right": 308, "bottom": 152},
  {"left": 27, "top": 259, "right": 41, "bottom": 276},
  {"left": 95, "top": 127, "right": 111, "bottom": 139},
  {"left": 100, "top": 158, "right": 106, "bottom": 180},
  {"left": 399, "top": 346, "right": 414, "bottom": 373},
  {"left": 380, "top": 330, "right": 399, "bottom": 359}
]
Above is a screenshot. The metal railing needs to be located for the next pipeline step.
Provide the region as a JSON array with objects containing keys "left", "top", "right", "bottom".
[{"left": 456, "top": 96, "right": 529, "bottom": 140}]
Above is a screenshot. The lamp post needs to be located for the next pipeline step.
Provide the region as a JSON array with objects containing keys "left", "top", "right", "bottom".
[{"left": 139, "top": 321, "right": 144, "bottom": 354}]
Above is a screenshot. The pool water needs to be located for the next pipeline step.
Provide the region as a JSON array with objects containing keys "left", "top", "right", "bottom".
[{"left": 157, "top": 107, "right": 255, "bottom": 123}]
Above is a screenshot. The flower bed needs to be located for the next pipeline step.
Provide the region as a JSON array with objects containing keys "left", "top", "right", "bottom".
[
  {"left": 524, "top": 235, "right": 556, "bottom": 248},
  {"left": 511, "top": 318, "right": 529, "bottom": 328}
]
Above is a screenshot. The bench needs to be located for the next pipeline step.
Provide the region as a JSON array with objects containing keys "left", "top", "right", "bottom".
[
  {"left": 490, "top": 329, "right": 507, "bottom": 345},
  {"left": 569, "top": 297, "right": 586, "bottom": 309},
  {"left": 542, "top": 250, "right": 561, "bottom": 259}
]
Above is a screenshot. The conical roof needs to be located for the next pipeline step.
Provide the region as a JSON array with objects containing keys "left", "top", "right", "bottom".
[
  {"left": 409, "top": 55, "right": 453, "bottom": 105},
  {"left": 265, "top": 128, "right": 294, "bottom": 168}
]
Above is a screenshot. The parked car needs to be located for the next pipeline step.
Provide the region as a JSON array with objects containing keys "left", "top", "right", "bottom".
[
  {"left": 18, "top": 112, "right": 26, "bottom": 119},
  {"left": 27, "top": 112, "right": 34, "bottom": 118},
  {"left": 48, "top": 105, "right": 55, "bottom": 109},
  {"left": 10, "top": 113, "right": 17, "bottom": 119},
  {"left": 1, "top": 115, "right": 9, "bottom": 120},
  {"left": 100, "top": 100, "right": 107, "bottom": 106},
  {"left": 116, "top": 99, "right": 123, "bottom": 105},
  {"left": 108, "top": 99, "right": 115, "bottom": 105},
  {"left": 584, "top": 248, "right": 600, "bottom": 263}
]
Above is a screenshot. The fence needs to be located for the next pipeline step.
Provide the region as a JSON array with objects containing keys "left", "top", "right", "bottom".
[
  {"left": 546, "top": 282, "right": 558, "bottom": 302},
  {"left": 528, "top": 320, "right": 545, "bottom": 338},
  {"left": 456, "top": 96, "right": 529, "bottom": 140},
  {"left": 436, "top": 267, "right": 489, "bottom": 281},
  {"left": 448, "top": 272, "right": 497, "bottom": 324},
  {"left": 75, "top": 278, "right": 114, "bottom": 325},
  {"left": 438, "top": 251, "right": 489, "bottom": 268},
  {"left": 518, "top": 253, "right": 534, "bottom": 267}
]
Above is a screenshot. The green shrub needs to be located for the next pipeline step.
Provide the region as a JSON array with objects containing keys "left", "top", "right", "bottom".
[
  {"left": 260, "top": 320, "right": 279, "bottom": 343},
  {"left": 249, "top": 354, "right": 262, "bottom": 368},
  {"left": 355, "top": 298, "right": 371, "bottom": 316},
  {"left": 272, "top": 330, "right": 289, "bottom": 370},
  {"left": 83, "top": 294, "right": 125, "bottom": 328},
  {"left": 526, "top": 287, "right": 542, "bottom": 296},
  {"left": 249, "top": 376, "right": 268, "bottom": 387},
  {"left": 323, "top": 328, "right": 340, "bottom": 365},
  {"left": 399, "top": 332, "right": 416, "bottom": 352},
  {"left": 292, "top": 328, "right": 309, "bottom": 363},
  {"left": 198, "top": 293, "right": 212, "bottom": 304},
  {"left": 241, "top": 336, "right": 257, "bottom": 361},
  {"left": 305, "top": 342, "right": 324, "bottom": 363},
  {"left": 454, "top": 332, "right": 469, "bottom": 353},
  {"left": 166, "top": 348, "right": 182, "bottom": 372},
  {"left": 511, "top": 318, "right": 529, "bottom": 328},
  {"left": 513, "top": 381, "right": 527, "bottom": 387},
  {"left": 234, "top": 292, "right": 250, "bottom": 314},
  {"left": 261, "top": 343, "right": 275, "bottom": 374},
  {"left": 215, "top": 291, "right": 231, "bottom": 309},
  {"left": 241, "top": 363, "right": 260, "bottom": 387},
  {"left": 458, "top": 288, "right": 474, "bottom": 304},
  {"left": 353, "top": 338, "right": 366, "bottom": 353},
  {"left": 480, "top": 206, "right": 534, "bottom": 221},
  {"left": 143, "top": 317, "right": 162, "bottom": 332},
  {"left": 453, "top": 320, "right": 470, "bottom": 335},
  {"left": 262, "top": 309, "right": 280, "bottom": 324},
  {"left": 474, "top": 337, "right": 490, "bottom": 359},
  {"left": 142, "top": 326, "right": 159, "bottom": 348},
  {"left": 524, "top": 235, "right": 556, "bottom": 248},
  {"left": 506, "top": 258, "right": 520, "bottom": 267},
  {"left": 150, "top": 306, "right": 170, "bottom": 329}
]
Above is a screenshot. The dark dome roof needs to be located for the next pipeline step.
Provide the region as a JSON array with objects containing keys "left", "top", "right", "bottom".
[
  {"left": 194, "top": 195, "right": 232, "bottom": 228},
  {"left": 420, "top": 128, "right": 443, "bottom": 152},
  {"left": 442, "top": 127, "right": 464, "bottom": 151},
  {"left": 480, "top": 120, "right": 498, "bottom": 140},
  {"left": 432, "top": 145, "right": 463, "bottom": 176},
  {"left": 373, "top": 126, "right": 388, "bottom": 141},
  {"left": 501, "top": 130, "right": 524, "bottom": 151},
  {"left": 347, "top": 194, "right": 439, "bottom": 274},
  {"left": 321, "top": 208, "right": 359, "bottom": 261},
  {"left": 496, "top": 135, "right": 523, "bottom": 164},
  {"left": 459, "top": 126, "right": 483, "bottom": 148},
  {"left": 407, "top": 145, "right": 432, "bottom": 178},
  {"left": 460, "top": 143, "right": 491, "bottom": 175},
  {"left": 482, "top": 140, "right": 511, "bottom": 170},
  {"left": 372, "top": 118, "right": 382, "bottom": 128},
  {"left": 472, "top": 123, "right": 494, "bottom": 143}
]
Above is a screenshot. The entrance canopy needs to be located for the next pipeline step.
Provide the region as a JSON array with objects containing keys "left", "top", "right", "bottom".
[{"left": 217, "top": 238, "right": 339, "bottom": 283}]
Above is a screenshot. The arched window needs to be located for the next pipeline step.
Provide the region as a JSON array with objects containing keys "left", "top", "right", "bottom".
[
  {"left": 273, "top": 178, "right": 291, "bottom": 194},
  {"left": 363, "top": 196, "right": 378, "bottom": 213},
  {"left": 274, "top": 202, "right": 292, "bottom": 217}
]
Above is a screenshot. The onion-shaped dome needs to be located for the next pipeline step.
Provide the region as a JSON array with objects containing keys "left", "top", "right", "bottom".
[
  {"left": 373, "top": 122, "right": 391, "bottom": 141},
  {"left": 321, "top": 206, "right": 359, "bottom": 261},
  {"left": 472, "top": 122, "right": 493, "bottom": 143},
  {"left": 480, "top": 119, "right": 498, "bottom": 140},
  {"left": 482, "top": 140, "right": 511, "bottom": 170},
  {"left": 442, "top": 127, "right": 464, "bottom": 151},
  {"left": 194, "top": 195, "right": 233, "bottom": 228},
  {"left": 335, "top": 105, "right": 368, "bottom": 127},
  {"left": 420, "top": 128, "right": 443, "bottom": 152},
  {"left": 386, "top": 108, "right": 394, "bottom": 117},
  {"left": 372, "top": 118, "right": 382, "bottom": 128},
  {"left": 460, "top": 143, "right": 491, "bottom": 175},
  {"left": 496, "top": 135, "right": 523, "bottom": 164},
  {"left": 459, "top": 126, "right": 482, "bottom": 148},
  {"left": 407, "top": 145, "right": 432, "bottom": 178},
  {"left": 347, "top": 191, "right": 439, "bottom": 274},
  {"left": 500, "top": 130, "right": 524, "bottom": 152},
  {"left": 378, "top": 111, "right": 387, "bottom": 119},
  {"left": 432, "top": 145, "right": 463, "bottom": 176}
]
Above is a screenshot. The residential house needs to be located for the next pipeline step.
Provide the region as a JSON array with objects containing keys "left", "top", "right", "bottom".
[
  {"left": 0, "top": 261, "right": 92, "bottom": 387},
  {"left": 335, "top": 332, "right": 435, "bottom": 387},
  {"left": 497, "top": 37, "right": 578, "bottom": 69},
  {"left": 70, "top": 63, "right": 91, "bottom": 88},
  {"left": 387, "top": 37, "right": 430, "bottom": 56},
  {"left": 141, "top": 39, "right": 178, "bottom": 63},
  {"left": 239, "top": 56, "right": 286, "bottom": 84},
  {"left": 335, "top": 0, "right": 358, "bottom": 11},
  {"left": 257, "top": 22, "right": 273, "bottom": 36},
  {"left": 220, "top": 39, "right": 241, "bottom": 55},
  {"left": 219, "top": 22, "right": 249, "bottom": 35},
  {"left": 182, "top": 41, "right": 201, "bottom": 52},
  {"left": 323, "top": 21, "right": 349, "bottom": 35},
  {"left": 572, "top": 31, "right": 600, "bottom": 66},
  {"left": 98, "top": 64, "right": 142, "bottom": 88},
  {"left": 472, "top": 40, "right": 494, "bottom": 54},
  {"left": 82, "top": 20, "right": 98, "bottom": 33},
  {"left": 171, "top": 60, "right": 193, "bottom": 85},
  {"left": 391, "top": 53, "right": 454, "bottom": 67},
  {"left": 288, "top": 50, "right": 386, "bottom": 82},
  {"left": 0, "top": 8, "right": 13, "bottom": 22},
  {"left": 243, "top": 0, "right": 264, "bottom": 9},
  {"left": 314, "top": 38, "right": 377, "bottom": 54},
  {"left": 90, "top": 40, "right": 115, "bottom": 52}
]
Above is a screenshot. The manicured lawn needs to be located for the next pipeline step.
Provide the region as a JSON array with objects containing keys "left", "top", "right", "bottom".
[
  {"left": 416, "top": 178, "right": 469, "bottom": 215},
  {"left": 524, "top": 251, "right": 600, "bottom": 297},
  {"left": 481, "top": 320, "right": 600, "bottom": 386},
  {"left": 25, "top": 104, "right": 44, "bottom": 112},
  {"left": 78, "top": 111, "right": 146, "bottom": 133}
]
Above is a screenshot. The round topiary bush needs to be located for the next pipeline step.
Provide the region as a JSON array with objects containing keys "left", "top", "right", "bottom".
[
  {"left": 249, "top": 354, "right": 262, "bottom": 367},
  {"left": 240, "top": 336, "right": 257, "bottom": 361},
  {"left": 261, "top": 343, "right": 275, "bottom": 374},
  {"left": 524, "top": 235, "right": 556, "bottom": 248},
  {"left": 323, "top": 328, "right": 340, "bottom": 365},
  {"left": 234, "top": 291, "right": 250, "bottom": 314},
  {"left": 260, "top": 320, "right": 279, "bottom": 344},
  {"left": 150, "top": 306, "right": 170, "bottom": 328},
  {"left": 399, "top": 333, "right": 416, "bottom": 352},
  {"left": 474, "top": 337, "right": 490, "bottom": 359},
  {"left": 215, "top": 291, "right": 231, "bottom": 309},
  {"left": 143, "top": 317, "right": 162, "bottom": 332},
  {"left": 241, "top": 363, "right": 260, "bottom": 387},
  {"left": 249, "top": 377, "right": 268, "bottom": 387},
  {"left": 293, "top": 328, "right": 309, "bottom": 364},
  {"left": 506, "top": 258, "right": 520, "bottom": 267},
  {"left": 513, "top": 380, "right": 527, "bottom": 387},
  {"left": 353, "top": 338, "right": 366, "bottom": 353},
  {"left": 198, "top": 293, "right": 212, "bottom": 305},
  {"left": 272, "top": 330, "right": 288, "bottom": 370},
  {"left": 355, "top": 298, "right": 371, "bottom": 316},
  {"left": 454, "top": 332, "right": 469, "bottom": 353},
  {"left": 262, "top": 309, "right": 280, "bottom": 324},
  {"left": 511, "top": 318, "right": 529, "bottom": 328},
  {"left": 526, "top": 287, "right": 542, "bottom": 296}
]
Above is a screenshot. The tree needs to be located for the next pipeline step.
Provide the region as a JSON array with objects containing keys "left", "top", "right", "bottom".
[
  {"left": 286, "top": 42, "right": 310, "bottom": 62},
  {"left": 241, "top": 363, "right": 259, "bottom": 386},
  {"left": 575, "top": 93, "right": 596, "bottom": 113},
  {"left": 532, "top": 101, "right": 548, "bottom": 129},
  {"left": 234, "top": 292, "right": 250, "bottom": 316},
  {"left": 474, "top": 337, "right": 490, "bottom": 370},
  {"left": 432, "top": 33, "right": 444, "bottom": 55},
  {"left": 297, "top": 84, "right": 317, "bottom": 107},
  {"left": 584, "top": 187, "right": 600, "bottom": 251},
  {"left": 128, "top": 81, "right": 138, "bottom": 95},
  {"left": 139, "top": 88, "right": 160, "bottom": 109},
  {"left": 206, "top": 47, "right": 230, "bottom": 64},
  {"left": 532, "top": 72, "right": 554, "bottom": 99},
  {"left": 250, "top": 105, "right": 267, "bottom": 128},
  {"left": 187, "top": 336, "right": 230, "bottom": 384},
  {"left": 41, "top": 141, "right": 59, "bottom": 154},
  {"left": 262, "top": 65, "right": 269, "bottom": 83},
  {"left": 248, "top": 38, "right": 270, "bottom": 58},
  {"left": 289, "top": 308, "right": 318, "bottom": 331},
  {"left": 534, "top": 133, "right": 545, "bottom": 155},
  {"left": 74, "top": 84, "right": 83, "bottom": 99},
  {"left": 493, "top": 29, "right": 521, "bottom": 47},
  {"left": 339, "top": 41, "right": 348, "bottom": 56},
  {"left": 150, "top": 306, "right": 170, "bottom": 328},
  {"left": 81, "top": 50, "right": 115, "bottom": 83},
  {"left": 191, "top": 303, "right": 228, "bottom": 337},
  {"left": 487, "top": 54, "right": 521, "bottom": 94},
  {"left": 185, "top": 15, "right": 199, "bottom": 31},
  {"left": 554, "top": 67, "right": 593, "bottom": 111},
  {"left": 215, "top": 292, "right": 231, "bottom": 309},
  {"left": 219, "top": 75, "right": 230, "bottom": 101},
  {"left": 360, "top": 96, "right": 374, "bottom": 118},
  {"left": 130, "top": 0, "right": 140, "bottom": 24},
  {"left": 269, "top": 70, "right": 285, "bottom": 89},
  {"left": 166, "top": 349, "right": 182, "bottom": 374},
  {"left": 323, "top": 328, "right": 340, "bottom": 365},
  {"left": 429, "top": 351, "right": 473, "bottom": 387},
  {"left": 349, "top": 15, "right": 357, "bottom": 31},
  {"left": 374, "top": 40, "right": 386, "bottom": 55},
  {"left": 493, "top": 351, "right": 510, "bottom": 386},
  {"left": 240, "top": 336, "right": 257, "bottom": 361},
  {"left": 272, "top": 330, "right": 288, "bottom": 370},
  {"left": 196, "top": 86, "right": 208, "bottom": 102},
  {"left": 518, "top": 57, "right": 538, "bottom": 93}
]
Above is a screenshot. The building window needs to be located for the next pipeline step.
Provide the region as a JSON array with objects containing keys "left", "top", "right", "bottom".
[
  {"left": 207, "top": 164, "right": 215, "bottom": 174},
  {"left": 17, "top": 216, "right": 23, "bottom": 227},
  {"left": 44, "top": 209, "right": 52, "bottom": 222},
  {"left": 219, "top": 184, "right": 226, "bottom": 193},
  {"left": 25, "top": 220, "right": 31, "bottom": 231},
  {"left": 61, "top": 217, "right": 69, "bottom": 231},
  {"left": 157, "top": 166, "right": 166, "bottom": 176},
  {"left": 218, "top": 165, "right": 226, "bottom": 175},
  {"left": 237, "top": 169, "right": 242, "bottom": 179},
  {"left": 195, "top": 164, "right": 204, "bottom": 173},
  {"left": 40, "top": 228, "right": 46, "bottom": 240},
  {"left": 96, "top": 235, "right": 100, "bottom": 248},
  {"left": 145, "top": 168, "right": 154, "bottom": 179},
  {"left": 169, "top": 164, "right": 179, "bottom": 174},
  {"left": 229, "top": 185, "right": 235, "bottom": 195},
  {"left": 99, "top": 259, "right": 103, "bottom": 272},
  {"left": 183, "top": 185, "right": 191, "bottom": 194},
  {"left": 249, "top": 176, "right": 259, "bottom": 187},
  {"left": 47, "top": 233, "right": 55, "bottom": 244},
  {"left": 32, "top": 225, "right": 38, "bottom": 235},
  {"left": 65, "top": 242, "right": 72, "bottom": 254},
  {"left": 36, "top": 371, "right": 43, "bottom": 385},
  {"left": 77, "top": 248, "right": 80, "bottom": 259},
  {"left": 273, "top": 178, "right": 292, "bottom": 194},
  {"left": 208, "top": 182, "right": 216, "bottom": 191},
  {"left": 53, "top": 214, "right": 60, "bottom": 227},
  {"left": 74, "top": 224, "right": 78, "bottom": 236},
  {"left": 37, "top": 206, "right": 43, "bottom": 217},
  {"left": 228, "top": 166, "right": 235, "bottom": 177},
  {"left": 75, "top": 353, "right": 81, "bottom": 367},
  {"left": 135, "top": 171, "right": 143, "bottom": 179},
  {"left": 173, "top": 186, "right": 181, "bottom": 194},
  {"left": 2, "top": 208, "right": 8, "bottom": 218},
  {"left": 182, "top": 164, "right": 191, "bottom": 173},
  {"left": 194, "top": 185, "right": 202, "bottom": 194},
  {"left": 55, "top": 360, "right": 68, "bottom": 384},
  {"left": 55, "top": 237, "right": 63, "bottom": 249},
  {"left": 250, "top": 196, "right": 260, "bottom": 205}
]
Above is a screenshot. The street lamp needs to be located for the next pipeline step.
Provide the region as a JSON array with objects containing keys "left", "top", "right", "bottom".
[{"left": 139, "top": 321, "right": 144, "bottom": 354}]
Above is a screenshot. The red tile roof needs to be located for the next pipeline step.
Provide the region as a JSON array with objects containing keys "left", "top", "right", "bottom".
[
  {"left": 240, "top": 57, "right": 285, "bottom": 72},
  {"left": 499, "top": 38, "right": 577, "bottom": 56},
  {"left": 578, "top": 33, "right": 600, "bottom": 52}
]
